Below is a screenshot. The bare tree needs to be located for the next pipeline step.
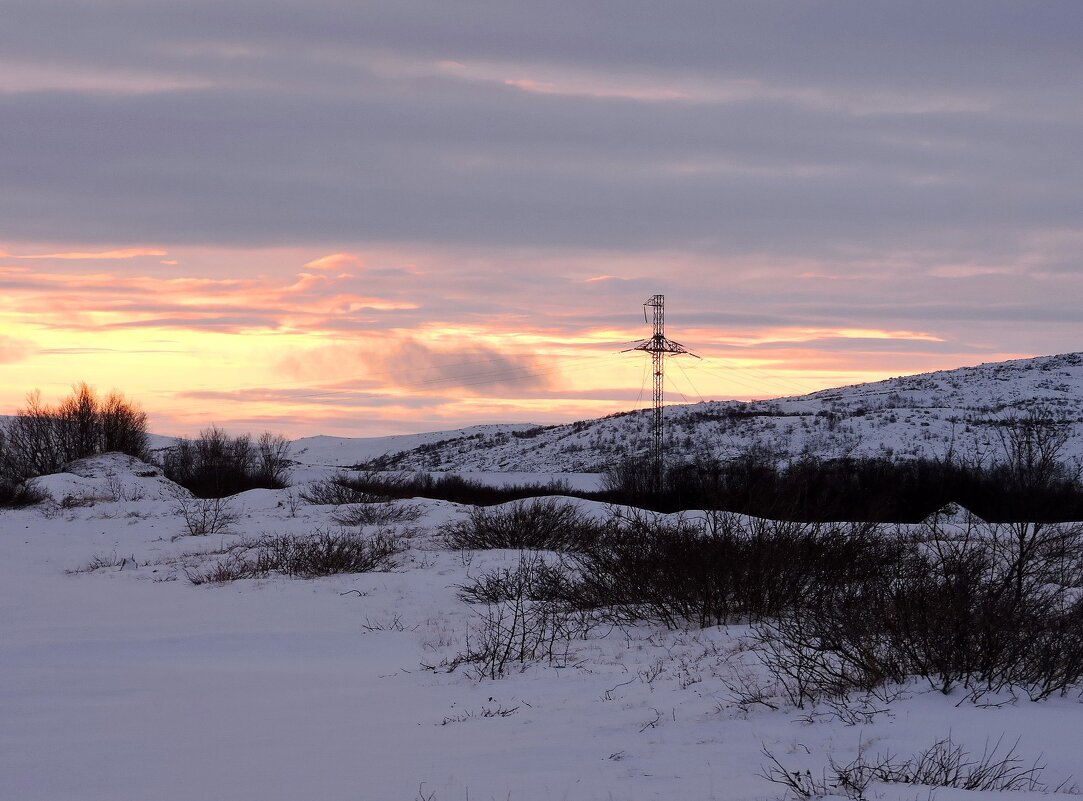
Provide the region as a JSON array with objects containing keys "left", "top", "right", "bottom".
[
  {"left": 255, "top": 432, "right": 292, "bottom": 487},
  {"left": 995, "top": 409, "right": 1076, "bottom": 495},
  {"left": 3, "top": 384, "right": 149, "bottom": 481}
]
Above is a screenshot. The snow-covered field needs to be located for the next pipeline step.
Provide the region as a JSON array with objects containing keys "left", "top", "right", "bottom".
[{"left": 3, "top": 453, "right": 1082, "bottom": 801}]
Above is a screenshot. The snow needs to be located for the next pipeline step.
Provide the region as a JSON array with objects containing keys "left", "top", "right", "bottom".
[
  {"left": 5, "top": 355, "right": 1083, "bottom": 800},
  {"left": 3, "top": 455, "right": 1082, "bottom": 801}
]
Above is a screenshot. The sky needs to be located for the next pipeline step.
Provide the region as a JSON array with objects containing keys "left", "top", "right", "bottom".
[{"left": 2, "top": 1, "right": 1082, "bottom": 438}]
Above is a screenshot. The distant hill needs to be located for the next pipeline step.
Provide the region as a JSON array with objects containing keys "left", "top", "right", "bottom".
[{"left": 311, "top": 352, "right": 1083, "bottom": 473}]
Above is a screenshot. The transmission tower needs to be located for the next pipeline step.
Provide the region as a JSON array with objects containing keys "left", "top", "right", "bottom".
[{"left": 624, "top": 295, "right": 698, "bottom": 489}]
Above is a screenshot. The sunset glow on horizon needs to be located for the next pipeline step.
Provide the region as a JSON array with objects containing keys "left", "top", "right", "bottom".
[
  {"left": 0, "top": 241, "right": 1044, "bottom": 438},
  {"left": 3, "top": 3, "right": 1080, "bottom": 438}
]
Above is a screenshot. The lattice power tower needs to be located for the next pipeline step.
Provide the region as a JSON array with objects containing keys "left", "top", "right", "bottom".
[{"left": 625, "top": 295, "right": 697, "bottom": 488}]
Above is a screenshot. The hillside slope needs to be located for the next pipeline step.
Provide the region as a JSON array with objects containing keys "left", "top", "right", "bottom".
[{"left": 334, "top": 352, "right": 1083, "bottom": 473}]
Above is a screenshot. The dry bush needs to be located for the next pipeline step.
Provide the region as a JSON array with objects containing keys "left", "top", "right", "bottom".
[
  {"left": 0, "top": 431, "right": 46, "bottom": 506},
  {"left": 331, "top": 501, "right": 423, "bottom": 526},
  {"left": 443, "top": 508, "right": 1083, "bottom": 702},
  {"left": 455, "top": 551, "right": 573, "bottom": 605},
  {"left": 761, "top": 735, "right": 1076, "bottom": 801},
  {"left": 440, "top": 498, "right": 604, "bottom": 551},
  {"left": 170, "top": 487, "right": 238, "bottom": 537},
  {"left": 454, "top": 598, "right": 590, "bottom": 679},
  {"left": 565, "top": 511, "right": 888, "bottom": 629},
  {"left": 299, "top": 473, "right": 390, "bottom": 505},
  {"left": 68, "top": 551, "right": 139, "bottom": 574},
  {"left": 753, "top": 518, "right": 1083, "bottom": 706},
  {"left": 160, "top": 426, "right": 290, "bottom": 498},
  {"left": 185, "top": 529, "right": 404, "bottom": 584},
  {"left": 299, "top": 473, "right": 422, "bottom": 524}
]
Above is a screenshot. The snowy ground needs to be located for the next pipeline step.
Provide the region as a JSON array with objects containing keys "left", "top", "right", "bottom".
[{"left": 2, "top": 455, "right": 1082, "bottom": 801}]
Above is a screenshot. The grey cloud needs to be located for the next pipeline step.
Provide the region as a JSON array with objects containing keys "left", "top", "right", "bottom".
[
  {"left": 1, "top": 1, "right": 1081, "bottom": 260},
  {"left": 7, "top": 2, "right": 1081, "bottom": 95},
  {"left": 3, "top": 0, "right": 1083, "bottom": 391}
]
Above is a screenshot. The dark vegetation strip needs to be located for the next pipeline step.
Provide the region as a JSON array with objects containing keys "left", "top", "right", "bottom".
[
  {"left": 452, "top": 503, "right": 1083, "bottom": 701},
  {"left": 313, "top": 450, "right": 1083, "bottom": 523}
]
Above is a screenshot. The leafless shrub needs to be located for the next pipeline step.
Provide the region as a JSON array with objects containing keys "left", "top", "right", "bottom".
[
  {"left": 453, "top": 597, "right": 591, "bottom": 680},
  {"left": 255, "top": 431, "right": 292, "bottom": 487},
  {"left": 161, "top": 426, "right": 290, "bottom": 497},
  {"left": 361, "top": 614, "right": 413, "bottom": 632},
  {"left": 68, "top": 551, "right": 139, "bottom": 574},
  {"left": 0, "top": 429, "right": 46, "bottom": 506},
  {"left": 455, "top": 551, "right": 573, "bottom": 605},
  {"left": 185, "top": 553, "right": 251, "bottom": 585},
  {"left": 441, "top": 498, "right": 605, "bottom": 552},
  {"left": 299, "top": 472, "right": 393, "bottom": 505},
  {"left": 170, "top": 486, "right": 238, "bottom": 537},
  {"left": 440, "top": 703, "right": 520, "bottom": 724},
  {"left": 185, "top": 529, "right": 404, "bottom": 584},
  {"left": 2, "top": 384, "right": 148, "bottom": 482},
  {"left": 448, "top": 549, "right": 594, "bottom": 679},
  {"left": 718, "top": 658, "right": 781, "bottom": 713},
  {"left": 753, "top": 519, "right": 1083, "bottom": 705},
  {"left": 762, "top": 736, "right": 1076, "bottom": 801},
  {"left": 103, "top": 469, "right": 145, "bottom": 503},
  {"left": 565, "top": 510, "right": 888, "bottom": 629},
  {"left": 299, "top": 470, "right": 406, "bottom": 505},
  {"left": 332, "top": 501, "right": 423, "bottom": 526}
]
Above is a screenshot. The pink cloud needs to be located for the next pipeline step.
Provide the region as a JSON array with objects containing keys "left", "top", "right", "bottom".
[
  {"left": 18, "top": 248, "right": 168, "bottom": 260},
  {"left": 303, "top": 253, "right": 364, "bottom": 272},
  {"left": 0, "top": 260, "right": 418, "bottom": 336},
  {"left": 0, "top": 335, "right": 32, "bottom": 364}
]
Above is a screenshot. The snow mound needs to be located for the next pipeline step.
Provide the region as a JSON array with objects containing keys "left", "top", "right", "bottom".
[
  {"left": 920, "top": 502, "right": 985, "bottom": 525},
  {"left": 28, "top": 452, "right": 183, "bottom": 504}
]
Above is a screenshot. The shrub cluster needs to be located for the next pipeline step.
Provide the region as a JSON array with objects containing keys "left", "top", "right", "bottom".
[
  {"left": 456, "top": 551, "right": 573, "bottom": 605},
  {"left": 172, "top": 491, "right": 238, "bottom": 536},
  {"left": 299, "top": 473, "right": 385, "bottom": 505},
  {"left": 568, "top": 512, "right": 887, "bottom": 629},
  {"left": 441, "top": 498, "right": 603, "bottom": 551},
  {"left": 306, "top": 471, "right": 573, "bottom": 507},
  {"left": 1, "top": 384, "right": 147, "bottom": 485},
  {"left": 604, "top": 450, "right": 1083, "bottom": 522},
  {"left": 601, "top": 413, "right": 1083, "bottom": 521},
  {"left": 453, "top": 593, "right": 590, "bottom": 680},
  {"left": 762, "top": 735, "right": 1074, "bottom": 801},
  {"left": 160, "top": 427, "right": 291, "bottom": 497},
  {"left": 331, "top": 502, "right": 423, "bottom": 527},
  {"left": 186, "top": 529, "right": 404, "bottom": 584},
  {"left": 759, "top": 518, "right": 1083, "bottom": 704},
  {"left": 450, "top": 550, "right": 593, "bottom": 679},
  {"left": 455, "top": 505, "right": 1083, "bottom": 699}
]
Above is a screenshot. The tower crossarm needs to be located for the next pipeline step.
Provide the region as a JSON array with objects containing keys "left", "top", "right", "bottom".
[{"left": 623, "top": 335, "right": 698, "bottom": 357}]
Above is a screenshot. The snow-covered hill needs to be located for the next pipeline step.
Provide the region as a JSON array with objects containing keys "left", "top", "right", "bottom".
[{"left": 312, "top": 352, "right": 1083, "bottom": 473}]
